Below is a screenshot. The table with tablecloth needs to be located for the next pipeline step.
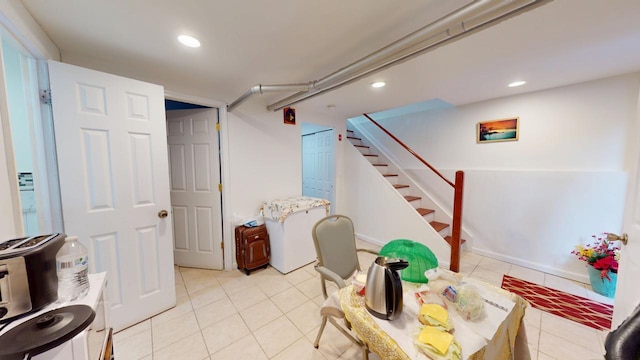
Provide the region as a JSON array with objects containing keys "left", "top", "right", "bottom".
[{"left": 339, "top": 275, "right": 530, "bottom": 360}]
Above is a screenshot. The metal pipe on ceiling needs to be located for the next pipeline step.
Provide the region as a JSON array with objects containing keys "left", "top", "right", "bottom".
[
  {"left": 227, "top": 0, "right": 552, "bottom": 112},
  {"left": 227, "top": 83, "right": 311, "bottom": 111}
]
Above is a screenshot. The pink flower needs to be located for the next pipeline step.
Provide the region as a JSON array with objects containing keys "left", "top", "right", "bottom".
[{"left": 572, "top": 233, "right": 621, "bottom": 278}]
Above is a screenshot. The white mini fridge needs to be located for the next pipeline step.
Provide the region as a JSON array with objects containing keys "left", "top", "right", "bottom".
[{"left": 262, "top": 197, "right": 330, "bottom": 274}]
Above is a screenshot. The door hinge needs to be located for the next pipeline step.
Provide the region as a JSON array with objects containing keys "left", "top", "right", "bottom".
[
  {"left": 218, "top": 183, "right": 222, "bottom": 192},
  {"left": 220, "top": 241, "right": 224, "bottom": 249},
  {"left": 40, "top": 89, "right": 52, "bottom": 105},
  {"left": 215, "top": 123, "right": 220, "bottom": 132}
]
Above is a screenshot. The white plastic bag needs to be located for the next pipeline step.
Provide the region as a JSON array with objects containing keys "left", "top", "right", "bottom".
[{"left": 232, "top": 212, "right": 265, "bottom": 227}]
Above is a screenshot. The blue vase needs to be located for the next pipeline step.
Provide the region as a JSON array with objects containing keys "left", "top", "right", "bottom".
[{"left": 587, "top": 266, "right": 617, "bottom": 298}]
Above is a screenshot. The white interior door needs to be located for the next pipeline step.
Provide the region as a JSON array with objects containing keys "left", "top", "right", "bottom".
[
  {"left": 48, "top": 60, "right": 175, "bottom": 332},
  {"left": 167, "top": 109, "right": 223, "bottom": 270},
  {"left": 302, "top": 129, "right": 335, "bottom": 205},
  {"left": 302, "top": 134, "right": 313, "bottom": 197}
]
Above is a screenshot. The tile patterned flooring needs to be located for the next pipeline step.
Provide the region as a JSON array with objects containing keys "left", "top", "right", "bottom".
[{"left": 113, "top": 243, "right": 612, "bottom": 360}]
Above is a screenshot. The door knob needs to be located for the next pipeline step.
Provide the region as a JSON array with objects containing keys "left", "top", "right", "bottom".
[
  {"left": 158, "top": 210, "right": 169, "bottom": 218},
  {"left": 607, "top": 232, "right": 628, "bottom": 245}
]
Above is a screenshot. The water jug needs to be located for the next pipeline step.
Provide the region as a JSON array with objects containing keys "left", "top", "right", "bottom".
[{"left": 56, "top": 235, "right": 90, "bottom": 302}]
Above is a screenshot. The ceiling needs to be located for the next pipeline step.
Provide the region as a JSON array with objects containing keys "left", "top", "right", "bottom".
[{"left": 18, "top": 0, "right": 640, "bottom": 119}]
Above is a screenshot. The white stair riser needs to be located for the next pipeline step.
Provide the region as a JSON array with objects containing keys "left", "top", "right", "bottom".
[
  {"left": 356, "top": 147, "right": 369, "bottom": 155},
  {"left": 364, "top": 156, "right": 378, "bottom": 164},
  {"left": 385, "top": 176, "right": 398, "bottom": 185},
  {"left": 421, "top": 212, "right": 435, "bottom": 223},
  {"left": 437, "top": 228, "right": 451, "bottom": 237},
  {"left": 395, "top": 187, "right": 411, "bottom": 196},
  {"left": 374, "top": 165, "right": 388, "bottom": 175}
]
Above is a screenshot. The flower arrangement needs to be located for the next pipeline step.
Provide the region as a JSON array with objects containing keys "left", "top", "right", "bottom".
[{"left": 572, "top": 233, "right": 621, "bottom": 280}]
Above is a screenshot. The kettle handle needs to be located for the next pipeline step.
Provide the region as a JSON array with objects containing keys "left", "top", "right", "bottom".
[{"left": 386, "top": 268, "right": 404, "bottom": 320}]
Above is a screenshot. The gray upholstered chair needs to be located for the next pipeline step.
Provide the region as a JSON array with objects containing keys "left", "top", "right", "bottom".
[{"left": 311, "top": 214, "right": 377, "bottom": 360}]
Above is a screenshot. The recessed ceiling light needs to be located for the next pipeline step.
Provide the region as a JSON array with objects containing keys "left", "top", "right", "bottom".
[
  {"left": 371, "top": 81, "right": 386, "bottom": 88},
  {"left": 178, "top": 35, "right": 201, "bottom": 48},
  {"left": 508, "top": 80, "right": 526, "bottom": 87}
]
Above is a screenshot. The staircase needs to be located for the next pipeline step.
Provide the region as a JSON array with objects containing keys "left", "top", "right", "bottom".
[{"left": 347, "top": 129, "right": 466, "bottom": 249}]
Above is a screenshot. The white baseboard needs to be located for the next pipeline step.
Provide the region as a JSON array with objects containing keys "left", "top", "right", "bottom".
[
  {"left": 355, "top": 233, "right": 385, "bottom": 247},
  {"left": 356, "top": 235, "right": 590, "bottom": 283},
  {"left": 472, "top": 247, "right": 590, "bottom": 284}
]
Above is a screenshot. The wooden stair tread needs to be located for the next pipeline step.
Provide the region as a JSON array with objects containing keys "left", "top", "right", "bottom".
[
  {"left": 393, "top": 184, "right": 409, "bottom": 189},
  {"left": 354, "top": 145, "right": 369, "bottom": 148},
  {"left": 363, "top": 154, "right": 379, "bottom": 157},
  {"left": 444, "top": 236, "right": 467, "bottom": 246},
  {"left": 416, "top": 208, "right": 435, "bottom": 216},
  {"left": 372, "top": 163, "right": 388, "bottom": 167},
  {"left": 430, "top": 221, "right": 449, "bottom": 232},
  {"left": 383, "top": 174, "right": 398, "bottom": 177},
  {"left": 404, "top": 195, "right": 421, "bottom": 202},
  {"left": 347, "top": 136, "right": 361, "bottom": 141}
]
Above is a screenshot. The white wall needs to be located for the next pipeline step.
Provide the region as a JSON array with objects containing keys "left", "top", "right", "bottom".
[
  {"left": 225, "top": 100, "right": 348, "bottom": 224},
  {"left": 353, "top": 74, "right": 640, "bottom": 282},
  {"left": 344, "top": 143, "right": 452, "bottom": 266}
]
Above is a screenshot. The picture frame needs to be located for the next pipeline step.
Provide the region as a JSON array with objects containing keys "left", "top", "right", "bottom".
[
  {"left": 477, "top": 117, "right": 519, "bottom": 143},
  {"left": 283, "top": 107, "right": 296, "bottom": 125}
]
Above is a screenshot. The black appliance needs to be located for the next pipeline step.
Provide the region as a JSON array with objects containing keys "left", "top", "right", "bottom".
[{"left": 0, "top": 234, "right": 66, "bottom": 323}]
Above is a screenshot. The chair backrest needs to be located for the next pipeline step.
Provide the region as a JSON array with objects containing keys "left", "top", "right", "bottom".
[{"left": 312, "top": 214, "right": 360, "bottom": 280}]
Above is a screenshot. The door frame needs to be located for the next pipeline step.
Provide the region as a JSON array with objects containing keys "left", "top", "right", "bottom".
[
  {"left": 0, "top": 20, "right": 62, "bottom": 237},
  {"left": 164, "top": 90, "right": 232, "bottom": 270},
  {"left": 301, "top": 127, "right": 336, "bottom": 209},
  {"left": 0, "top": 30, "right": 25, "bottom": 236},
  {"left": 612, "top": 83, "right": 640, "bottom": 328}
]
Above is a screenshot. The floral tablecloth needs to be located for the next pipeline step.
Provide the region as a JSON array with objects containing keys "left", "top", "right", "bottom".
[
  {"left": 261, "top": 196, "right": 330, "bottom": 223},
  {"left": 339, "top": 274, "right": 530, "bottom": 360}
]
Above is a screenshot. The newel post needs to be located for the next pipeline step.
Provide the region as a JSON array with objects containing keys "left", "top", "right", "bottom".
[{"left": 450, "top": 171, "right": 464, "bottom": 273}]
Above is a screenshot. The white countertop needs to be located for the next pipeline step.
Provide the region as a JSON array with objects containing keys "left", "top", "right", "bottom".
[{"left": 0, "top": 272, "right": 107, "bottom": 335}]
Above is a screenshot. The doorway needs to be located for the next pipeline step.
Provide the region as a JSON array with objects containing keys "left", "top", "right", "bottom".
[
  {"left": 166, "top": 100, "right": 224, "bottom": 270},
  {"left": 301, "top": 123, "right": 335, "bottom": 210},
  {"left": 0, "top": 25, "right": 62, "bottom": 236}
]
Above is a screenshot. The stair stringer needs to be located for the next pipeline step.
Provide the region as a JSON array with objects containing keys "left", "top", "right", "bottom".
[
  {"left": 349, "top": 121, "right": 474, "bottom": 248},
  {"left": 343, "top": 142, "right": 452, "bottom": 268}
]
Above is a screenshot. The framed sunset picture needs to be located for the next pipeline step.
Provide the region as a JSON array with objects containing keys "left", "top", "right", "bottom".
[{"left": 477, "top": 117, "right": 519, "bottom": 143}]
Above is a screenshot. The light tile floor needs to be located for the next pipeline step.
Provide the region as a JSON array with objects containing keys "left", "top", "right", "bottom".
[{"left": 113, "top": 242, "right": 612, "bottom": 360}]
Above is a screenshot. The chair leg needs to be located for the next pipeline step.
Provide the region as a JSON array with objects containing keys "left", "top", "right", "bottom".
[
  {"left": 329, "top": 318, "right": 366, "bottom": 347},
  {"left": 321, "top": 317, "right": 370, "bottom": 359},
  {"left": 314, "top": 316, "right": 328, "bottom": 348}
]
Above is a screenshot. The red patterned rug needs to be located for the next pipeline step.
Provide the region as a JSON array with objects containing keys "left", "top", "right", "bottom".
[{"left": 501, "top": 275, "right": 613, "bottom": 331}]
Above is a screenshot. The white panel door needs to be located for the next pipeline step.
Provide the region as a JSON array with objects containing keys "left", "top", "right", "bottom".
[
  {"left": 316, "top": 129, "right": 335, "bottom": 202},
  {"left": 302, "top": 129, "right": 335, "bottom": 205},
  {"left": 302, "top": 134, "right": 314, "bottom": 197},
  {"left": 166, "top": 109, "right": 223, "bottom": 269},
  {"left": 48, "top": 60, "right": 175, "bottom": 332}
]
